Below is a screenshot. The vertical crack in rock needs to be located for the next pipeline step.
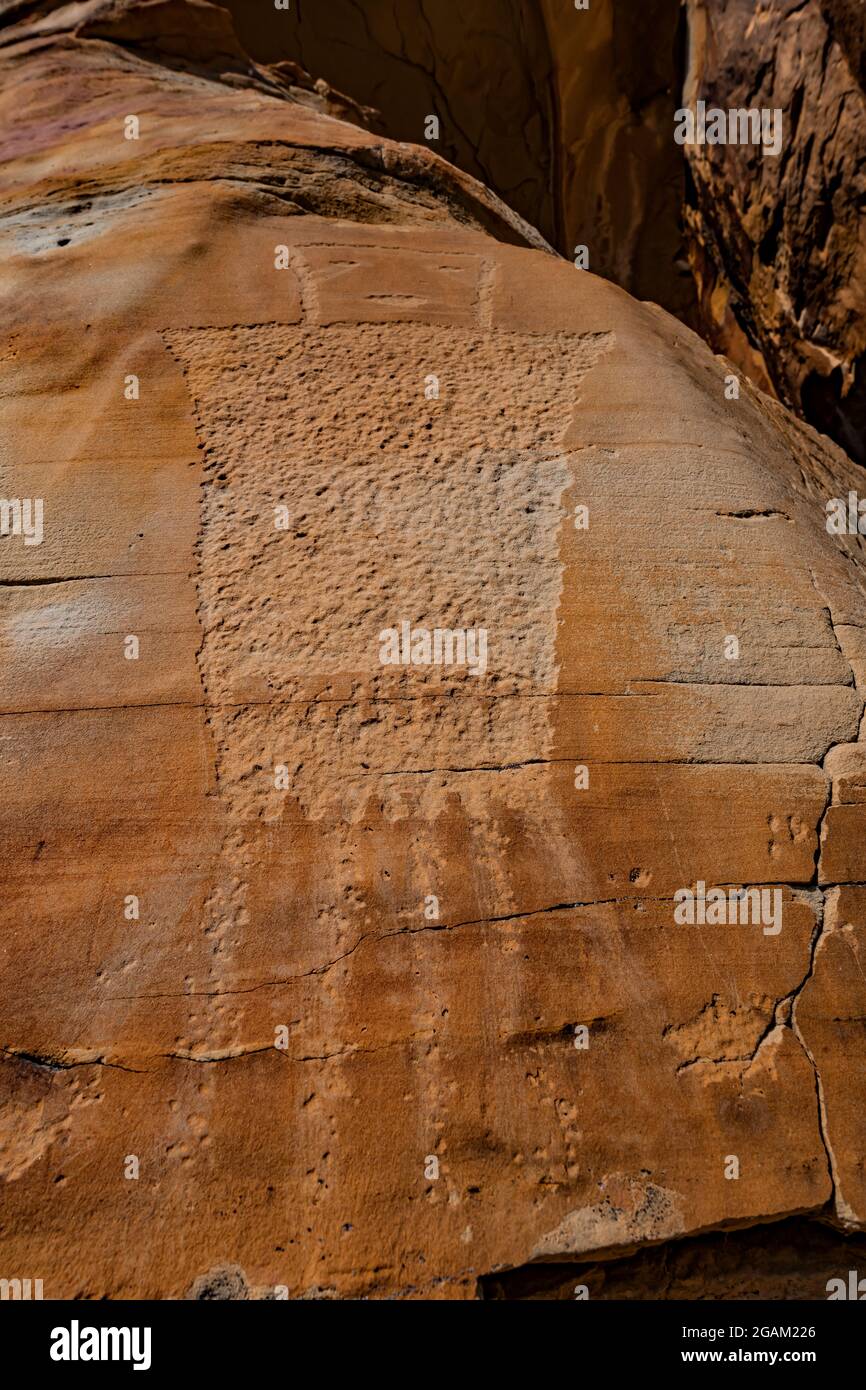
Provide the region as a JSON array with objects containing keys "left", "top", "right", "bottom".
[
  {"left": 3, "top": 0, "right": 865, "bottom": 1297},
  {"left": 786, "top": 576, "right": 861, "bottom": 1224},
  {"left": 788, "top": 901, "right": 839, "bottom": 1215}
]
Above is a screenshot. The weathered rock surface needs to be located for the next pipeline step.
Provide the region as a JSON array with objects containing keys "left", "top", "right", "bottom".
[
  {"left": 225, "top": 0, "right": 866, "bottom": 463},
  {"left": 226, "top": 0, "right": 696, "bottom": 323},
  {"left": 683, "top": 0, "right": 866, "bottom": 465},
  {"left": 0, "top": 0, "right": 865, "bottom": 1299},
  {"left": 481, "top": 1216, "right": 866, "bottom": 1299}
]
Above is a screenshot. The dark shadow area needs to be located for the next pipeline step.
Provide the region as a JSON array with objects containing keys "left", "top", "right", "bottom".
[
  {"left": 479, "top": 1217, "right": 866, "bottom": 1299},
  {"left": 226, "top": 0, "right": 560, "bottom": 248},
  {"left": 224, "top": 0, "right": 695, "bottom": 323}
]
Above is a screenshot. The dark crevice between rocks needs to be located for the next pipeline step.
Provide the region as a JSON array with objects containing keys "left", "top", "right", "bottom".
[
  {"left": 7, "top": 1, "right": 861, "bottom": 461},
  {"left": 802, "top": 357, "right": 866, "bottom": 469},
  {"left": 225, "top": 0, "right": 694, "bottom": 318},
  {"left": 225, "top": 0, "right": 863, "bottom": 466},
  {"left": 478, "top": 1216, "right": 866, "bottom": 1299},
  {"left": 227, "top": 0, "right": 559, "bottom": 249}
]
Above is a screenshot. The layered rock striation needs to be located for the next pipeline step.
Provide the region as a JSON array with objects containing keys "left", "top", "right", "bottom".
[
  {"left": 225, "top": 0, "right": 866, "bottom": 463},
  {"left": 0, "top": 0, "right": 865, "bottom": 1298}
]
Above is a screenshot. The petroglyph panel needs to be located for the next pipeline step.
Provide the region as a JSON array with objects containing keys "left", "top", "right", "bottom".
[{"left": 167, "top": 323, "right": 612, "bottom": 822}]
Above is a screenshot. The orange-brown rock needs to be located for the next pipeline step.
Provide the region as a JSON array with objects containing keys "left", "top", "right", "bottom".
[
  {"left": 226, "top": 0, "right": 696, "bottom": 322},
  {"left": 226, "top": 0, "right": 866, "bottom": 463},
  {"left": 482, "top": 1217, "right": 866, "bottom": 1299},
  {"left": 0, "top": 0, "right": 865, "bottom": 1300},
  {"left": 682, "top": 0, "right": 866, "bottom": 463}
]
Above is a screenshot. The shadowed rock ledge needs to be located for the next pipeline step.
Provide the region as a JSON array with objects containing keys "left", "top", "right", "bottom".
[{"left": 224, "top": 0, "right": 866, "bottom": 464}]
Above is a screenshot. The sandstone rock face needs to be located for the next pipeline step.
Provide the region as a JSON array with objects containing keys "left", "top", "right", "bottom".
[
  {"left": 683, "top": 0, "right": 866, "bottom": 465},
  {"left": 225, "top": 0, "right": 562, "bottom": 250},
  {"left": 226, "top": 0, "right": 695, "bottom": 322},
  {"left": 482, "top": 1217, "right": 866, "bottom": 1300},
  {"left": 1, "top": 0, "right": 865, "bottom": 1300},
  {"left": 225, "top": 0, "right": 866, "bottom": 463}
]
